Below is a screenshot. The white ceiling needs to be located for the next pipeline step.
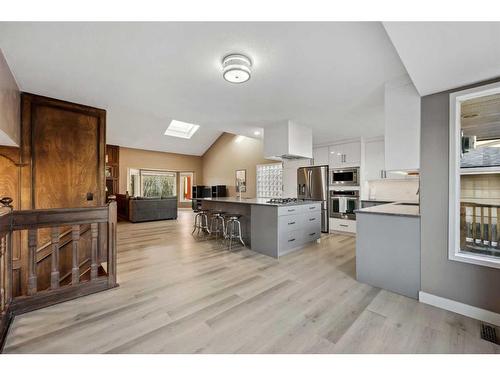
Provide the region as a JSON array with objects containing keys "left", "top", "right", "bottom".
[
  {"left": 383, "top": 22, "right": 500, "bottom": 96},
  {"left": 0, "top": 22, "right": 408, "bottom": 155}
]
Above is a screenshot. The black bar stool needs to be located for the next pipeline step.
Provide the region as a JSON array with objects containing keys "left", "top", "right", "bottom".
[{"left": 224, "top": 213, "right": 245, "bottom": 250}]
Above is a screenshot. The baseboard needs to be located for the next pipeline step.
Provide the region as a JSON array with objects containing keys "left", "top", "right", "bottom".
[{"left": 419, "top": 291, "right": 500, "bottom": 327}]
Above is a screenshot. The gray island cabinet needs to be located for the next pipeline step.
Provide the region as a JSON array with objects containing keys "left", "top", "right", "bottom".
[
  {"left": 198, "top": 197, "right": 321, "bottom": 258},
  {"left": 355, "top": 202, "right": 421, "bottom": 299}
]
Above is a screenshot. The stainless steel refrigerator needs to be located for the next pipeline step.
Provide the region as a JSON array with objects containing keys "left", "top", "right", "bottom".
[{"left": 297, "top": 165, "right": 329, "bottom": 233}]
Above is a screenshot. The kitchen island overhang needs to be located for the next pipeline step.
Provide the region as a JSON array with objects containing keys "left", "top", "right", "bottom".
[{"left": 196, "top": 197, "right": 322, "bottom": 258}]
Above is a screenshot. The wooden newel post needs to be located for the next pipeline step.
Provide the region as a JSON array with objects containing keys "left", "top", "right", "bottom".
[
  {"left": 107, "top": 198, "right": 117, "bottom": 287},
  {"left": 0, "top": 197, "right": 13, "bottom": 208}
]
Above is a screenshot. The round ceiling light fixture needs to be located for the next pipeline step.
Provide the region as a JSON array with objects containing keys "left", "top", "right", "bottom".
[{"left": 222, "top": 54, "right": 252, "bottom": 84}]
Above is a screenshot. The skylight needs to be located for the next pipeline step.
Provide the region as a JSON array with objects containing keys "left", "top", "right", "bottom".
[{"left": 164, "top": 120, "right": 200, "bottom": 139}]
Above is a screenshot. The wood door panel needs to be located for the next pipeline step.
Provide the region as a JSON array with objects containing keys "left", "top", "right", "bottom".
[
  {"left": 33, "top": 105, "right": 99, "bottom": 209},
  {"left": 14, "top": 93, "right": 107, "bottom": 296}
]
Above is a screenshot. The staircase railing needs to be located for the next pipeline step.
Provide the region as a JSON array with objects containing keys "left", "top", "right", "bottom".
[
  {"left": 0, "top": 198, "right": 13, "bottom": 351},
  {"left": 0, "top": 197, "right": 117, "bottom": 350}
]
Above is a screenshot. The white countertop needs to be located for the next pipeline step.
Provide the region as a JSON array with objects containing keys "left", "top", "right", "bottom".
[
  {"left": 356, "top": 201, "right": 420, "bottom": 217},
  {"left": 195, "top": 197, "right": 322, "bottom": 207}
]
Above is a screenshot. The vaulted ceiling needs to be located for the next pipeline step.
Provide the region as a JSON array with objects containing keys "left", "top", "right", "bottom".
[
  {"left": 3, "top": 22, "right": 499, "bottom": 156},
  {"left": 383, "top": 22, "right": 500, "bottom": 96},
  {"left": 0, "top": 22, "right": 407, "bottom": 155}
]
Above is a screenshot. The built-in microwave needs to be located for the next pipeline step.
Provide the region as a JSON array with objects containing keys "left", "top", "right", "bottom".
[{"left": 330, "top": 167, "right": 359, "bottom": 186}]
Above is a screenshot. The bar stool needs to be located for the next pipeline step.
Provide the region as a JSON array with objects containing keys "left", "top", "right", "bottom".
[
  {"left": 224, "top": 213, "right": 245, "bottom": 250},
  {"left": 209, "top": 211, "right": 226, "bottom": 240},
  {"left": 192, "top": 209, "right": 211, "bottom": 235}
]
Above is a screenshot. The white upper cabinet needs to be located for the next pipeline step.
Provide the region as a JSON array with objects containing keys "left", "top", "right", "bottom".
[
  {"left": 328, "top": 141, "right": 361, "bottom": 169},
  {"left": 312, "top": 146, "right": 329, "bottom": 166},
  {"left": 364, "top": 138, "right": 385, "bottom": 181},
  {"left": 384, "top": 75, "right": 421, "bottom": 171},
  {"left": 341, "top": 141, "right": 361, "bottom": 167}
]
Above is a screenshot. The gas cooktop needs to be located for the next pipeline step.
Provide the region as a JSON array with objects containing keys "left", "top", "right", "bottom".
[{"left": 266, "top": 198, "right": 301, "bottom": 204}]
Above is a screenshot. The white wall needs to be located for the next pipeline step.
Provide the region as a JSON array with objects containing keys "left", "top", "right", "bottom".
[{"left": 0, "top": 48, "right": 20, "bottom": 146}]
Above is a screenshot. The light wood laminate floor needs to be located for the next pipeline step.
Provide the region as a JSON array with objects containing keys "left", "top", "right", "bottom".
[{"left": 4, "top": 210, "right": 499, "bottom": 353}]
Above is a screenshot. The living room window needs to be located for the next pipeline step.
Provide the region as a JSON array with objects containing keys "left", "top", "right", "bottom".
[
  {"left": 127, "top": 169, "right": 177, "bottom": 198},
  {"left": 449, "top": 81, "right": 500, "bottom": 269}
]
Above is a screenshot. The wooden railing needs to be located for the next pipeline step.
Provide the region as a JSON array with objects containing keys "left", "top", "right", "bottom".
[
  {"left": 460, "top": 202, "right": 500, "bottom": 251},
  {"left": 0, "top": 197, "right": 117, "bottom": 350},
  {"left": 0, "top": 198, "right": 13, "bottom": 351}
]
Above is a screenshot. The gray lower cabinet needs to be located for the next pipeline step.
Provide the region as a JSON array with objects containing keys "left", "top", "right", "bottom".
[
  {"left": 356, "top": 212, "right": 421, "bottom": 299},
  {"left": 252, "top": 203, "right": 321, "bottom": 258}
]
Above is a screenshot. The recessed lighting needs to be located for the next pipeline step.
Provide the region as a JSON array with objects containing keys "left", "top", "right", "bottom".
[
  {"left": 164, "top": 120, "right": 200, "bottom": 139},
  {"left": 254, "top": 131, "right": 261, "bottom": 136},
  {"left": 222, "top": 54, "right": 252, "bottom": 84}
]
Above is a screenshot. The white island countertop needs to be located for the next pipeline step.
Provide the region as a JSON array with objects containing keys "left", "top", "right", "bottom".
[
  {"left": 194, "top": 197, "right": 321, "bottom": 207},
  {"left": 355, "top": 201, "right": 420, "bottom": 217}
]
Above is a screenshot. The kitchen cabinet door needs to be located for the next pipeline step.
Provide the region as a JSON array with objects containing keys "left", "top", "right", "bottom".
[
  {"left": 342, "top": 141, "right": 361, "bottom": 167},
  {"left": 328, "top": 145, "right": 343, "bottom": 168},
  {"left": 364, "top": 139, "right": 385, "bottom": 181},
  {"left": 384, "top": 76, "right": 420, "bottom": 171},
  {"left": 312, "top": 146, "right": 329, "bottom": 166}
]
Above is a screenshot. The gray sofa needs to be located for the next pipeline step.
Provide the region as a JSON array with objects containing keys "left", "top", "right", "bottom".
[{"left": 117, "top": 194, "right": 178, "bottom": 222}]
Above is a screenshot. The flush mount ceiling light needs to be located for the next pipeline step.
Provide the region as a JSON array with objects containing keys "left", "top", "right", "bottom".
[
  {"left": 164, "top": 120, "right": 200, "bottom": 139},
  {"left": 222, "top": 54, "right": 252, "bottom": 84}
]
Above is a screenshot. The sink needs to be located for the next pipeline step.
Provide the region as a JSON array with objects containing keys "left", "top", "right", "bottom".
[{"left": 396, "top": 202, "right": 419, "bottom": 206}]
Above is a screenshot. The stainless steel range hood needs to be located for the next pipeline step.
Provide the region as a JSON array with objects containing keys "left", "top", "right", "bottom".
[{"left": 263, "top": 120, "right": 313, "bottom": 160}]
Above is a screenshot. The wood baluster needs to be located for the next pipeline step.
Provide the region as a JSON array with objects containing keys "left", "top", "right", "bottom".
[
  {"left": 50, "top": 227, "right": 60, "bottom": 289},
  {"left": 107, "top": 200, "right": 117, "bottom": 287},
  {"left": 472, "top": 205, "right": 477, "bottom": 245},
  {"left": 1, "top": 236, "right": 5, "bottom": 312},
  {"left": 71, "top": 225, "right": 80, "bottom": 285},
  {"left": 91, "top": 223, "right": 98, "bottom": 280},
  {"left": 480, "top": 206, "right": 484, "bottom": 245},
  {"left": 488, "top": 207, "right": 493, "bottom": 247},
  {"left": 27, "top": 229, "right": 37, "bottom": 295},
  {"left": 5, "top": 231, "right": 12, "bottom": 306},
  {"left": 497, "top": 208, "right": 500, "bottom": 249}
]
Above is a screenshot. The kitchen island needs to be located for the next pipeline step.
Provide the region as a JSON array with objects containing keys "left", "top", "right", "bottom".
[
  {"left": 196, "top": 197, "right": 322, "bottom": 258},
  {"left": 355, "top": 201, "right": 421, "bottom": 299}
]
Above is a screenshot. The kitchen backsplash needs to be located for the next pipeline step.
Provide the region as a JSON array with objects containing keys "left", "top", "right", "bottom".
[{"left": 366, "top": 178, "right": 419, "bottom": 202}]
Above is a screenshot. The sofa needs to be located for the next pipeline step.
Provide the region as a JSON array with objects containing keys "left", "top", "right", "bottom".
[{"left": 116, "top": 194, "right": 178, "bottom": 222}]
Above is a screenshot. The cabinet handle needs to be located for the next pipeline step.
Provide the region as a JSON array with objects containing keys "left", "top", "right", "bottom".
[
  {"left": 340, "top": 224, "right": 348, "bottom": 227},
  {"left": 288, "top": 221, "right": 296, "bottom": 225},
  {"left": 287, "top": 209, "right": 295, "bottom": 212},
  {"left": 309, "top": 206, "right": 315, "bottom": 210},
  {"left": 309, "top": 232, "right": 316, "bottom": 236},
  {"left": 288, "top": 238, "right": 296, "bottom": 242},
  {"left": 309, "top": 218, "right": 316, "bottom": 221}
]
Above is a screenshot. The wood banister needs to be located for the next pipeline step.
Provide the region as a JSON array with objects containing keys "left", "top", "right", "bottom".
[
  {"left": 27, "top": 229, "right": 37, "bottom": 296},
  {"left": 1, "top": 201, "right": 118, "bottom": 350},
  {"left": 90, "top": 223, "right": 98, "bottom": 280},
  {"left": 71, "top": 225, "right": 80, "bottom": 285},
  {"left": 50, "top": 227, "right": 60, "bottom": 290}
]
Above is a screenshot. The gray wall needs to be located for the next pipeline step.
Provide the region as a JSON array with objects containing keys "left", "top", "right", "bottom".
[{"left": 421, "top": 79, "right": 500, "bottom": 313}]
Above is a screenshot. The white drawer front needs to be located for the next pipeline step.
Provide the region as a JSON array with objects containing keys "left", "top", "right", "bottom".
[
  {"left": 303, "top": 203, "right": 321, "bottom": 213},
  {"left": 302, "top": 211, "right": 321, "bottom": 228},
  {"left": 330, "top": 218, "right": 356, "bottom": 233},
  {"left": 277, "top": 205, "right": 302, "bottom": 216},
  {"left": 278, "top": 214, "right": 301, "bottom": 232},
  {"left": 303, "top": 228, "right": 321, "bottom": 242}
]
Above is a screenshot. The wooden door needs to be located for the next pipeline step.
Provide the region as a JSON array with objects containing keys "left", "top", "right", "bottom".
[{"left": 18, "top": 93, "right": 106, "bottom": 295}]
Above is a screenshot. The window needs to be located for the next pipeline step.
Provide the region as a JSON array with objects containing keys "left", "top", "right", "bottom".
[
  {"left": 256, "top": 163, "right": 283, "bottom": 198},
  {"left": 449, "top": 82, "right": 500, "bottom": 269},
  {"left": 127, "top": 169, "right": 177, "bottom": 198},
  {"left": 164, "top": 120, "right": 200, "bottom": 139}
]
